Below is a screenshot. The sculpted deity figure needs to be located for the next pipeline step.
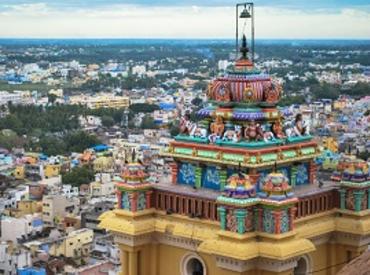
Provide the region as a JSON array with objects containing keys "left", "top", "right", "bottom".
[
  {"left": 265, "top": 81, "right": 282, "bottom": 104},
  {"left": 215, "top": 84, "right": 231, "bottom": 102},
  {"left": 179, "top": 113, "right": 192, "bottom": 135},
  {"left": 244, "top": 120, "right": 264, "bottom": 141},
  {"left": 294, "top": 114, "right": 309, "bottom": 136},
  {"left": 209, "top": 116, "right": 225, "bottom": 142},
  {"left": 272, "top": 120, "right": 285, "bottom": 139}
]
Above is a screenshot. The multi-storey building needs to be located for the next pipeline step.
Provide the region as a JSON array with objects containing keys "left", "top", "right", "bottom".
[{"left": 42, "top": 194, "right": 80, "bottom": 227}]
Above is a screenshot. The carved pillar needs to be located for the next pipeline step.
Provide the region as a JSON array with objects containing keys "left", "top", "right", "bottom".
[
  {"left": 219, "top": 168, "right": 227, "bottom": 191},
  {"left": 145, "top": 190, "right": 153, "bottom": 209},
  {"left": 258, "top": 208, "right": 264, "bottom": 231},
  {"left": 273, "top": 210, "right": 282, "bottom": 234},
  {"left": 117, "top": 190, "right": 122, "bottom": 209},
  {"left": 119, "top": 246, "right": 129, "bottom": 275},
  {"left": 150, "top": 243, "right": 158, "bottom": 275},
  {"left": 353, "top": 190, "right": 365, "bottom": 212},
  {"left": 289, "top": 207, "right": 297, "bottom": 231},
  {"left": 218, "top": 206, "right": 227, "bottom": 230},
  {"left": 367, "top": 189, "right": 370, "bottom": 210},
  {"left": 169, "top": 162, "right": 178, "bottom": 185},
  {"left": 254, "top": 208, "right": 259, "bottom": 231},
  {"left": 309, "top": 160, "right": 317, "bottom": 184},
  {"left": 291, "top": 166, "right": 298, "bottom": 188},
  {"left": 128, "top": 251, "right": 138, "bottom": 275},
  {"left": 339, "top": 189, "right": 346, "bottom": 210},
  {"left": 195, "top": 166, "right": 202, "bottom": 189},
  {"left": 235, "top": 209, "right": 247, "bottom": 234},
  {"left": 130, "top": 192, "right": 138, "bottom": 212}
]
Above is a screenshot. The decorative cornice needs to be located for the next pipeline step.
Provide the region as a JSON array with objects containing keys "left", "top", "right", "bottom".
[
  {"left": 216, "top": 256, "right": 256, "bottom": 272},
  {"left": 309, "top": 232, "right": 332, "bottom": 246},
  {"left": 332, "top": 232, "right": 370, "bottom": 247},
  {"left": 156, "top": 232, "right": 200, "bottom": 252},
  {"left": 113, "top": 232, "right": 154, "bottom": 247},
  {"left": 256, "top": 257, "right": 299, "bottom": 272}
]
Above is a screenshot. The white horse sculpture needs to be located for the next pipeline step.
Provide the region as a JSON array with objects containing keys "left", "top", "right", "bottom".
[
  {"left": 284, "top": 120, "right": 310, "bottom": 137},
  {"left": 222, "top": 125, "right": 242, "bottom": 142},
  {"left": 189, "top": 122, "right": 208, "bottom": 139}
]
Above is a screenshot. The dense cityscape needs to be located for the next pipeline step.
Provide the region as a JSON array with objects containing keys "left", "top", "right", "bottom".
[{"left": 0, "top": 2, "right": 370, "bottom": 275}]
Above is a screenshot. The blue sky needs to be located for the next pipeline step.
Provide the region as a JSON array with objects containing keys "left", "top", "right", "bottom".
[{"left": 0, "top": 1, "right": 369, "bottom": 38}]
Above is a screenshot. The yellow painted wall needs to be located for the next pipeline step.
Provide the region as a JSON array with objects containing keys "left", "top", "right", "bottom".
[
  {"left": 14, "top": 166, "right": 25, "bottom": 179},
  {"left": 17, "top": 200, "right": 41, "bottom": 215},
  {"left": 117, "top": 240, "right": 370, "bottom": 275},
  {"left": 49, "top": 229, "right": 93, "bottom": 258},
  {"left": 44, "top": 164, "right": 61, "bottom": 178}
]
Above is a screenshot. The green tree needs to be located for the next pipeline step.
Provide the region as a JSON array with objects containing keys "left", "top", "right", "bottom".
[
  {"left": 345, "top": 82, "right": 370, "bottom": 98},
  {"left": 278, "top": 95, "right": 306, "bottom": 106},
  {"left": 62, "top": 165, "right": 95, "bottom": 187},
  {"left": 101, "top": 115, "right": 115, "bottom": 127},
  {"left": 0, "top": 114, "right": 24, "bottom": 134},
  {"left": 65, "top": 131, "right": 101, "bottom": 153},
  {"left": 141, "top": 115, "right": 156, "bottom": 129},
  {"left": 39, "top": 136, "right": 67, "bottom": 156},
  {"left": 130, "top": 103, "right": 160, "bottom": 114},
  {"left": 0, "top": 132, "right": 25, "bottom": 150},
  {"left": 311, "top": 83, "right": 340, "bottom": 100},
  {"left": 169, "top": 121, "right": 180, "bottom": 136},
  {"left": 47, "top": 94, "right": 58, "bottom": 105}
]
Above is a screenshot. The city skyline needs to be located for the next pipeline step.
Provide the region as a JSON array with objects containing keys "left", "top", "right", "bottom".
[{"left": 0, "top": 0, "right": 369, "bottom": 39}]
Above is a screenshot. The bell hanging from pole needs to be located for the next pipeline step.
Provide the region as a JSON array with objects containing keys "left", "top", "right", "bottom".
[{"left": 239, "top": 6, "right": 251, "bottom": 18}]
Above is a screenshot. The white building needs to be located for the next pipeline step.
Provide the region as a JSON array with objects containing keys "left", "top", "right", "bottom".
[
  {"left": 1, "top": 214, "right": 43, "bottom": 243},
  {"left": 0, "top": 185, "right": 29, "bottom": 213},
  {"left": 132, "top": 65, "right": 146, "bottom": 76},
  {"left": 62, "top": 185, "right": 79, "bottom": 198},
  {"left": 0, "top": 242, "right": 32, "bottom": 275}
]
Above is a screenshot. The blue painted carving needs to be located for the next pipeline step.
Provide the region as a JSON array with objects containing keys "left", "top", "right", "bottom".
[
  {"left": 257, "top": 169, "right": 272, "bottom": 192},
  {"left": 137, "top": 192, "right": 146, "bottom": 210},
  {"left": 178, "top": 163, "right": 196, "bottom": 186},
  {"left": 122, "top": 193, "right": 130, "bottom": 210},
  {"left": 296, "top": 163, "right": 309, "bottom": 185},
  {"left": 278, "top": 167, "right": 290, "bottom": 183},
  {"left": 202, "top": 166, "right": 221, "bottom": 190},
  {"left": 263, "top": 208, "right": 274, "bottom": 233},
  {"left": 227, "top": 168, "right": 237, "bottom": 177},
  {"left": 280, "top": 209, "right": 290, "bottom": 233}
]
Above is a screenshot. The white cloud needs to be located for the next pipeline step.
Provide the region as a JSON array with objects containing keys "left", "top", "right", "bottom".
[{"left": 0, "top": 3, "right": 369, "bottom": 38}]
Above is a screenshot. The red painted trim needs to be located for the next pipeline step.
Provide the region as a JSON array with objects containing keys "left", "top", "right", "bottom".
[{"left": 170, "top": 141, "right": 317, "bottom": 155}]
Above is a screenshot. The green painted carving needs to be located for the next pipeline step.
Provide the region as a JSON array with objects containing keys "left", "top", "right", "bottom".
[
  {"left": 353, "top": 190, "right": 365, "bottom": 212},
  {"left": 235, "top": 209, "right": 247, "bottom": 234},
  {"left": 122, "top": 192, "right": 130, "bottom": 210},
  {"left": 137, "top": 192, "right": 146, "bottom": 210},
  {"left": 280, "top": 209, "right": 289, "bottom": 233},
  {"left": 339, "top": 189, "right": 346, "bottom": 210},
  {"left": 195, "top": 166, "right": 202, "bottom": 189},
  {"left": 218, "top": 207, "right": 227, "bottom": 230},
  {"left": 368, "top": 189, "right": 370, "bottom": 210},
  {"left": 219, "top": 168, "right": 227, "bottom": 191},
  {"left": 290, "top": 166, "right": 298, "bottom": 188},
  {"left": 253, "top": 208, "right": 259, "bottom": 231}
]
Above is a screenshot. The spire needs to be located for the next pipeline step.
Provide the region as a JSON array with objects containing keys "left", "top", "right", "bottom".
[{"left": 240, "top": 34, "right": 249, "bottom": 59}]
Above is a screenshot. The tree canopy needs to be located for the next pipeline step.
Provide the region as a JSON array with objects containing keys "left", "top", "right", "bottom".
[{"left": 62, "top": 165, "right": 95, "bottom": 187}]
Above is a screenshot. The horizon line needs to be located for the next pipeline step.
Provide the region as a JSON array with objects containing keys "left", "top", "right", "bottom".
[{"left": 0, "top": 37, "right": 370, "bottom": 41}]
